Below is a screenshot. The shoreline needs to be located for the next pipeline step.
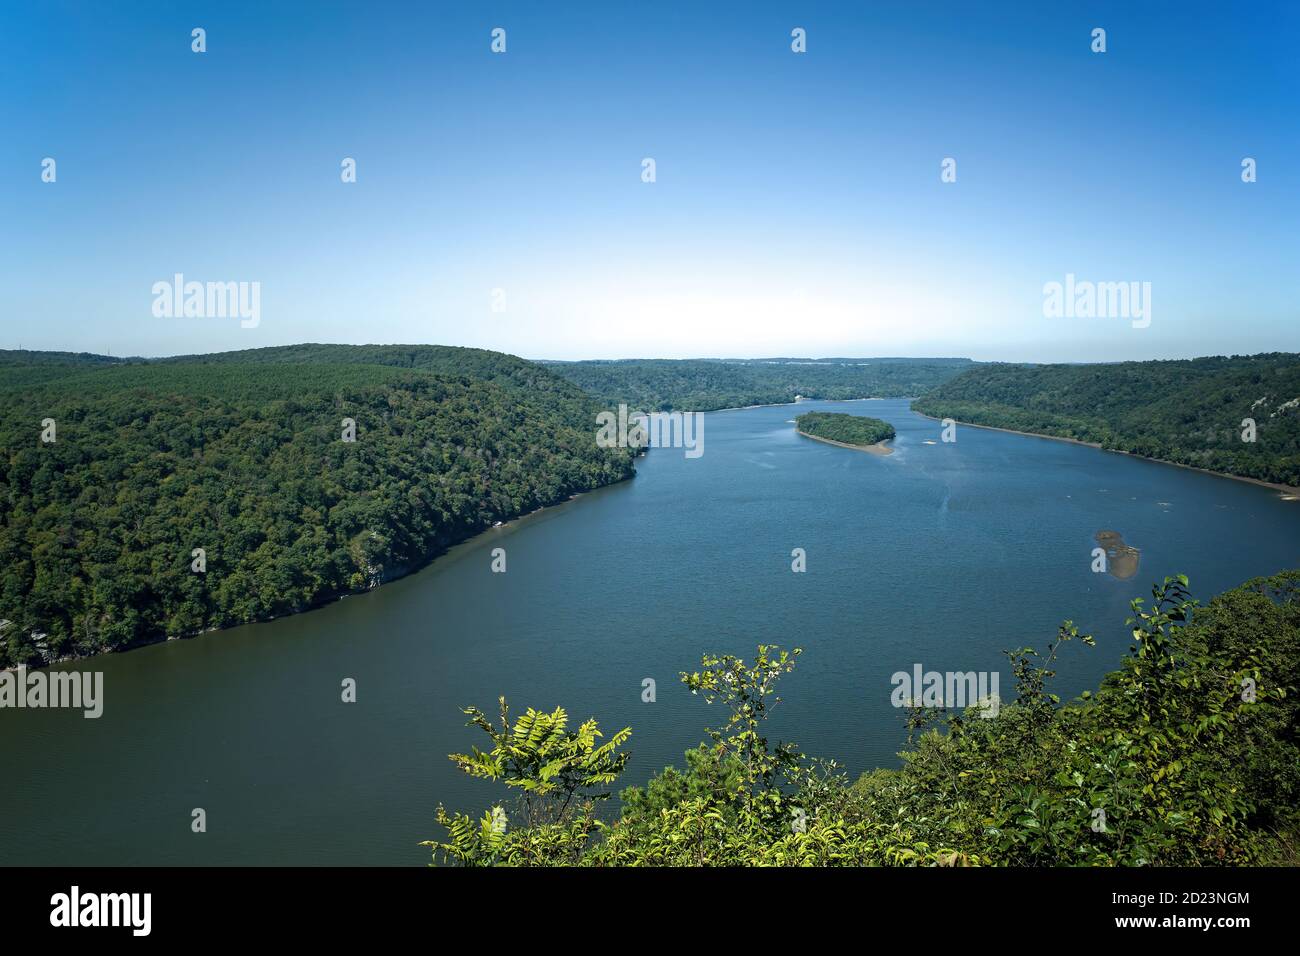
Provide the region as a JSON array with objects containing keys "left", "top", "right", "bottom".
[
  {"left": 912, "top": 411, "right": 1300, "bottom": 497},
  {"left": 796, "top": 428, "right": 894, "bottom": 456},
  {"left": 3, "top": 471, "right": 638, "bottom": 673}
]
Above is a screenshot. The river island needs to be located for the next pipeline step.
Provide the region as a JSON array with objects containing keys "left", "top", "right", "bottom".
[{"left": 795, "top": 411, "right": 897, "bottom": 456}]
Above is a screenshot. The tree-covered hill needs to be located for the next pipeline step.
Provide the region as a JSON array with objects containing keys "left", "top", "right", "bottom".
[
  {"left": 0, "top": 349, "right": 634, "bottom": 667},
  {"left": 912, "top": 354, "right": 1300, "bottom": 487},
  {"left": 0, "top": 350, "right": 128, "bottom": 367},
  {"left": 428, "top": 571, "right": 1300, "bottom": 866},
  {"left": 795, "top": 411, "right": 896, "bottom": 447},
  {"left": 545, "top": 357, "right": 973, "bottom": 412},
  {"left": 0, "top": 350, "right": 137, "bottom": 389},
  {"left": 161, "top": 344, "right": 587, "bottom": 406}
]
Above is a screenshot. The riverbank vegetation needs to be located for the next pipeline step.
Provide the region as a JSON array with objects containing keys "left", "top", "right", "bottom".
[
  {"left": 795, "top": 411, "right": 896, "bottom": 447},
  {"left": 428, "top": 571, "right": 1300, "bottom": 866},
  {"left": 0, "top": 347, "right": 635, "bottom": 667},
  {"left": 912, "top": 354, "right": 1300, "bottom": 488},
  {"left": 546, "top": 357, "right": 972, "bottom": 412}
]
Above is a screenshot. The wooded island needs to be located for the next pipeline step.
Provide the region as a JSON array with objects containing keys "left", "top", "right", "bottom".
[{"left": 795, "top": 411, "right": 896, "bottom": 453}]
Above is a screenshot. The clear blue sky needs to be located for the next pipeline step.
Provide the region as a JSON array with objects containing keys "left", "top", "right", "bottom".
[{"left": 1, "top": 0, "right": 1296, "bottom": 362}]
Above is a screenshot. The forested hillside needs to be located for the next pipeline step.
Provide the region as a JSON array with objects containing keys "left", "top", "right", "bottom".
[
  {"left": 163, "top": 344, "right": 590, "bottom": 409},
  {"left": 0, "top": 348, "right": 635, "bottom": 667},
  {"left": 546, "top": 358, "right": 972, "bottom": 412},
  {"left": 912, "top": 354, "right": 1300, "bottom": 487},
  {"left": 428, "top": 571, "right": 1300, "bottom": 866},
  {"left": 0, "top": 349, "right": 135, "bottom": 389}
]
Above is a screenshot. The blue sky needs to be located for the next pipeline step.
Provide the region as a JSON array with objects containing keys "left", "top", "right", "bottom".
[{"left": 1, "top": 0, "right": 1296, "bottom": 362}]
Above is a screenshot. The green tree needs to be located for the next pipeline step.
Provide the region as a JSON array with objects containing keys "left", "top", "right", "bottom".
[{"left": 424, "top": 697, "right": 630, "bottom": 866}]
